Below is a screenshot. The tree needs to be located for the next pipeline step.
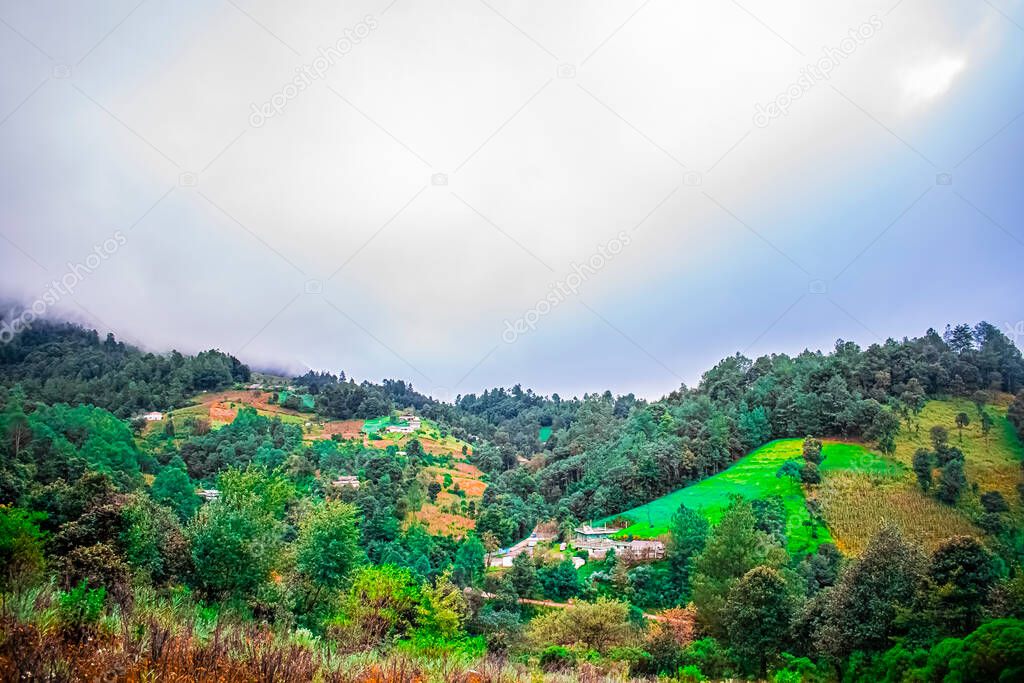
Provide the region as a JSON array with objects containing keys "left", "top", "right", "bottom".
[
  {"left": 667, "top": 504, "right": 709, "bottom": 596},
  {"left": 981, "top": 411, "right": 993, "bottom": 449},
  {"left": 868, "top": 406, "right": 901, "bottom": 454},
  {"left": 912, "top": 449, "right": 935, "bottom": 492},
  {"left": 187, "top": 502, "right": 274, "bottom": 600},
  {"left": 294, "top": 500, "right": 363, "bottom": 592},
  {"left": 725, "top": 566, "right": 793, "bottom": 678},
  {"left": 922, "top": 619, "right": 1024, "bottom": 681},
  {"left": 955, "top": 412, "right": 970, "bottom": 442},
  {"left": 972, "top": 390, "right": 988, "bottom": 416},
  {"left": 800, "top": 461, "right": 821, "bottom": 484},
  {"left": 937, "top": 459, "right": 967, "bottom": 505},
  {"left": 452, "top": 535, "right": 485, "bottom": 587},
  {"left": 0, "top": 506, "right": 46, "bottom": 592},
  {"left": 417, "top": 569, "right": 468, "bottom": 639},
  {"left": 427, "top": 481, "right": 442, "bottom": 502},
  {"left": 900, "top": 378, "right": 927, "bottom": 416},
  {"left": 526, "top": 597, "right": 634, "bottom": 653},
  {"left": 691, "top": 499, "right": 784, "bottom": 637},
  {"left": 777, "top": 460, "right": 802, "bottom": 480},
  {"left": 925, "top": 536, "right": 998, "bottom": 636},
  {"left": 817, "top": 524, "right": 926, "bottom": 657},
  {"left": 508, "top": 550, "right": 536, "bottom": 597},
  {"left": 931, "top": 426, "right": 950, "bottom": 453},
  {"left": 405, "top": 438, "right": 425, "bottom": 459},
  {"left": 981, "top": 490, "right": 1009, "bottom": 514},
  {"left": 538, "top": 559, "right": 581, "bottom": 601},
  {"left": 802, "top": 436, "right": 823, "bottom": 465},
  {"left": 336, "top": 565, "right": 421, "bottom": 649},
  {"left": 1009, "top": 393, "right": 1024, "bottom": 439},
  {"left": 150, "top": 463, "right": 200, "bottom": 521}
]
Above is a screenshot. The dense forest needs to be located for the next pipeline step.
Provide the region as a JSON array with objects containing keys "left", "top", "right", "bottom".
[{"left": 2, "top": 319, "right": 1024, "bottom": 681}]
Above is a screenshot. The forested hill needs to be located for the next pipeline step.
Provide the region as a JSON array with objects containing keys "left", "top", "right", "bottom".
[
  {"left": 469, "top": 323, "right": 1024, "bottom": 543},
  {"left": 4, "top": 318, "right": 1022, "bottom": 542},
  {"left": 3, "top": 317, "right": 1024, "bottom": 680},
  {"left": 0, "top": 321, "right": 249, "bottom": 417}
]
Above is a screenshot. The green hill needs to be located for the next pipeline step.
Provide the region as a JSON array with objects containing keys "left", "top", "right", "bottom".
[
  {"left": 599, "top": 439, "right": 897, "bottom": 554},
  {"left": 600, "top": 398, "right": 1024, "bottom": 557}
]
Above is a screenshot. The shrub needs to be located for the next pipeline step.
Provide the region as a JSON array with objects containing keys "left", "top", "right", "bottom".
[
  {"left": 675, "top": 664, "right": 706, "bottom": 682},
  {"left": 57, "top": 581, "right": 106, "bottom": 639},
  {"left": 539, "top": 645, "right": 573, "bottom": 671}
]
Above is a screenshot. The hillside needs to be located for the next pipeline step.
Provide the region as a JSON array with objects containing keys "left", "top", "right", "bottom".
[
  {"left": 598, "top": 397, "right": 1023, "bottom": 556},
  {"left": 600, "top": 439, "right": 895, "bottom": 553}
]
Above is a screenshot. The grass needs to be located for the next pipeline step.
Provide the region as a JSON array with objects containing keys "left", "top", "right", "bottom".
[
  {"left": 539, "top": 426, "right": 553, "bottom": 443},
  {"left": 598, "top": 439, "right": 896, "bottom": 554},
  {"left": 815, "top": 397, "right": 1022, "bottom": 555},
  {"left": 816, "top": 472, "right": 981, "bottom": 555},
  {"left": 362, "top": 416, "right": 408, "bottom": 435},
  {"left": 893, "top": 398, "right": 1024, "bottom": 508}
]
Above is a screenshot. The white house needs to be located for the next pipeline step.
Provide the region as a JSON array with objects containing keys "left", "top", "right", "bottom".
[
  {"left": 142, "top": 411, "right": 164, "bottom": 421},
  {"left": 331, "top": 475, "right": 360, "bottom": 489},
  {"left": 198, "top": 489, "right": 220, "bottom": 501}
]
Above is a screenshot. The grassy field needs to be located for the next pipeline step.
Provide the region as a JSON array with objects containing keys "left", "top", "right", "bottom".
[
  {"left": 816, "top": 471, "right": 981, "bottom": 554},
  {"left": 361, "top": 416, "right": 407, "bottom": 434},
  {"left": 892, "top": 397, "right": 1024, "bottom": 508},
  {"left": 599, "top": 440, "right": 896, "bottom": 554},
  {"left": 539, "top": 426, "right": 553, "bottom": 443},
  {"left": 815, "top": 397, "right": 1022, "bottom": 554}
]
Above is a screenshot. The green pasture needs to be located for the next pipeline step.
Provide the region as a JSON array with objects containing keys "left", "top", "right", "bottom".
[
  {"left": 599, "top": 439, "right": 897, "bottom": 554},
  {"left": 362, "top": 415, "right": 409, "bottom": 435}
]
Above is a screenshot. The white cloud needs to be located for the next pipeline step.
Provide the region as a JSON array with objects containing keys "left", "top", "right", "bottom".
[
  {"left": 898, "top": 55, "right": 967, "bottom": 112},
  {"left": 0, "top": 0, "right": 1020, "bottom": 396}
]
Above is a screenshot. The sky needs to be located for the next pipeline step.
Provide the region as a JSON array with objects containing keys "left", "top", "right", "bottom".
[{"left": 1, "top": 0, "right": 1023, "bottom": 400}]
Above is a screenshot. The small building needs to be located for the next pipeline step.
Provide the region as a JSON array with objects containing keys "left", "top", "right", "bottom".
[
  {"left": 331, "top": 475, "right": 360, "bottom": 489},
  {"left": 142, "top": 411, "right": 164, "bottom": 421},
  {"left": 574, "top": 537, "right": 666, "bottom": 562},
  {"left": 574, "top": 525, "right": 618, "bottom": 541},
  {"left": 198, "top": 489, "right": 220, "bottom": 501},
  {"left": 571, "top": 556, "right": 586, "bottom": 570}
]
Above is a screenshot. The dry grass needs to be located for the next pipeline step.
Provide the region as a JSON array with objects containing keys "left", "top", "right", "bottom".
[
  {"left": 816, "top": 471, "right": 981, "bottom": 555},
  {"left": 0, "top": 612, "right": 643, "bottom": 683}
]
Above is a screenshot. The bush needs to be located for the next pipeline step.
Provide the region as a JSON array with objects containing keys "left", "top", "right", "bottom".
[
  {"left": 57, "top": 581, "right": 106, "bottom": 639},
  {"left": 677, "top": 664, "right": 706, "bottom": 683},
  {"left": 539, "top": 645, "right": 573, "bottom": 671}
]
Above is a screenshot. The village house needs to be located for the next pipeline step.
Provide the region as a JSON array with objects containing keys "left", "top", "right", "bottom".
[
  {"left": 386, "top": 413, "right": 422, "bottom": 434},
  {"left": 141, "top": 411, "right": 164, "bottom": 421},
  {"left": 572, "top": 525, "right": 665, "bottom": 562},
  {"left": 331, "top": 475, "right": 360, "bottom": 489},
  {"left": 574, "top": 525, "right": 618, "bottom": 542},
  {"left": 198, "top": 489, "right": 220, "bottom": 501}
]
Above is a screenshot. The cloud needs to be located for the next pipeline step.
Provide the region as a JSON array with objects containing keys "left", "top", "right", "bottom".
[{"left": 0, "top": 0, "right": 1020, "bottom": 397}]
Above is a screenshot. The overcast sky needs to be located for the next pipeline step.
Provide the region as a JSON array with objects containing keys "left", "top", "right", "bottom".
[{"left": 2, "top": 0, "right": 1023, "bottom": 400}]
